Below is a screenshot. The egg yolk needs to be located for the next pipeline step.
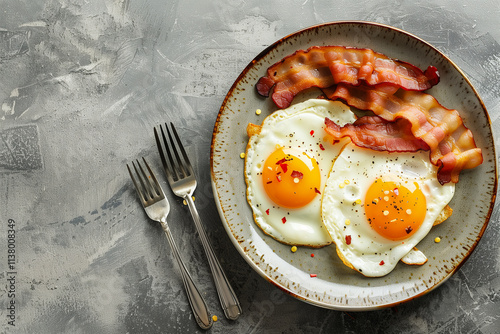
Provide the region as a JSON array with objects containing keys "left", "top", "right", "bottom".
[
  {"left": 364, "top": 178, "right": 426, "bottom": 241},
  {"left": 262, "top": 147, "right": 321, "bottom": 208}
]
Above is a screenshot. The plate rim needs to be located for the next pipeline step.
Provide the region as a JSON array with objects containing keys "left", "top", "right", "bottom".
[{"left": 210, "top": 20, "right": 498, "bottom": 310}]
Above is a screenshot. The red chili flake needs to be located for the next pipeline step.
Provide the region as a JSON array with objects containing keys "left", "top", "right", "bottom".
[
  {"left": 310, "top": 130, "right": 314, "bottom": 136},
  {"left": 282, "top": 217, "right": 287, "bottom": 224},
  {"left": 291, "top": 170, "right": 303, "bottom": 179},
  {"left": 314, "top": 188, "right": 321, "bottom": 194},
  {"left": 265, "top": 209, "right": 270, "bottom": 215},
  {"left": 393, "top": 188, "right": 399, "bottom": 196},
  {"left": 311, "top": 253, "right": 315, "bottom": 258},
  {"left": 379, "top": 260, "right": 385, "bottom": 265},
  {"left": 279, "top": 163, "right": 288, "bottom": 173},
  {"left": 319, "top": 143, "right": 325, "bottom": 151},
  {"left": 310, "top": 274, "right": 317, "bottom": 278},
  {"left": 276, "top": 157, "right": 289, "bottom": 165},
  {"left": 276, "top": 175, "right": 282, "bottom": 182},
  {"left": 266, "top": 181, "right": 272, "bottom": 184},
  {"left": 345, "top": 235, "right": 352, "bottom": 245},
  {"left": 405, "top": 226, "right": 413, "bottom": 234}
]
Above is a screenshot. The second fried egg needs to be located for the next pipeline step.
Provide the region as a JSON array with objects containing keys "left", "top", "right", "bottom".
[{"left": 321, "top": 143, "right": 455, "bottom": 276}]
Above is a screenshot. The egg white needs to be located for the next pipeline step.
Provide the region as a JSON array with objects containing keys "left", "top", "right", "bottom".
[
  {"left": 321, "top": 143, "right": 455, "bottom": 276},
  {"left": 245, "top": 99, "right": 357, "bottom": 247}
]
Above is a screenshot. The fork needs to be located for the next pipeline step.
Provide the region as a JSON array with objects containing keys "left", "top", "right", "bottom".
[
  {"left": 154, "top": 123, "right": 242, "bottom": 321},
  {"left": 127, "top": 158, "right": 213, "bottom": 330}
]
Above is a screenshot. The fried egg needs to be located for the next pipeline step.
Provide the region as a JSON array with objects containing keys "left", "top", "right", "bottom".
[
  {"left": 245, "top": 99, "right": 356, "bottom": 247},
  {"left": 321, "top": 143, "right": 455, "bottom": 277}
]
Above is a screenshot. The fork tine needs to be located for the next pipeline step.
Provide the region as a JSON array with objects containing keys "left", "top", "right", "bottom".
[
  {"left": 168, "top": 122, "right": 194, "bottom": 177},
  {"left": 156, "top": 123, "right": 180, "bottom": 181},
  {"left": 130, "top": 158, "right": 164, "bottom": 203},
  {"left": 127, "top": 162, "right": 147, "bottom": 205},
  {"left": 133, "top": 159, "right": 154, "bottom": 201},
  {"left": 165, "top": 123, "right": 188, "bottom": 179},
  {"left": 141, "top": 157, "right": 163, "bottom": 197},
  {"left": 156, "top": 122, "right": 192, "bottom": 182},
  {"left": 162, "top": 123, "right": 182, "bottom": 178},
  {"left": 154, "top": 126, "right": 172, "bottom": 178}
]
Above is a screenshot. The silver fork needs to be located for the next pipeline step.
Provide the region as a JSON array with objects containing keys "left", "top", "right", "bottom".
[
  {"left": 127, "top": 157, "right": 213, "bottom": 330},
  {"left": 154, "top": 123, "right": 242, "bottom": 321}
]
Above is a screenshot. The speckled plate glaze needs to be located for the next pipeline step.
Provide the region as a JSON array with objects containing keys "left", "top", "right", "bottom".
[{"left": 210, "top": 21, "right": 497, "bottom": 310}]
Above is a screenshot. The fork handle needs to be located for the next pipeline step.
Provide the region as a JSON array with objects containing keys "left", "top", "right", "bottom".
[
  {"left": 160, "top": 219, "right": 213, "bottom": 330},
  {"left": 184, "top": 194, "right": 242, "bottom": 320}
]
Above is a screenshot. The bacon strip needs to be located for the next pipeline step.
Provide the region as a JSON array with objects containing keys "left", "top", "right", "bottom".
[
  {"left": 256, "top": 46, "right": 440, "bottom": 109},
  {"left": 323, "top": 84, "right": 483, "bottom": 184},
  {"left": 324, "top": 116, "right": 430, "bottom": 152}
]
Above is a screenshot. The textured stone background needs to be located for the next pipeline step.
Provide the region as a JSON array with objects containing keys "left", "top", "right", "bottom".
[{"left": 0, "top": 0, "right": 499, "bottom": 333}]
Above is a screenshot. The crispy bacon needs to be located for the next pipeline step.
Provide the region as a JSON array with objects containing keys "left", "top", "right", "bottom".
[
  {"left": 323, "top": 84, "right": 483, "bottom": 184},
  {"left": 324, "top": 116, "right": 430, "bottom": 152},
  {"left": 256, "top": 46, "right": 440, "bottom": 109}
]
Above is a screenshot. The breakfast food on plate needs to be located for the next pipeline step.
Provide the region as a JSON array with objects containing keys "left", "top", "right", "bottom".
[
  {"left": 256, "top": 45, "right": 440, "bottom": 109},
  {"left": 323, "top": 83, "right": 483, "bottom": 184},
  {"left": 321, "top": 143, "right": 455, "bottom": 276},
  {"left": 248, "top": 45, "right": 483, "bottom": 276},
  {"left": 244, "top": 99, "right": 356, "bottom": 247},
  {"left": 257, "top": 46, "right": 482, "bottom": 184}
]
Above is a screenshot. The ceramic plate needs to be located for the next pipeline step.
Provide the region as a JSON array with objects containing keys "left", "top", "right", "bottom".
[{"left": 210, "top": 21, "right": 497, "bottom": 310}]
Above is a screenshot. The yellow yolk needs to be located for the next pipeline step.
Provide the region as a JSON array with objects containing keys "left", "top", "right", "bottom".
[
  {"left": 364, "top": 179, "right": 426, "bottom": 241},
  {"left": 262, "top": 147, "right": 321, "bottom": 208}
]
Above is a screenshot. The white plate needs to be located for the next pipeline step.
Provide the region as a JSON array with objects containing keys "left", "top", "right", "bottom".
[{"left": 210, "top": 21, "right": 497, "bottom": 310}]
